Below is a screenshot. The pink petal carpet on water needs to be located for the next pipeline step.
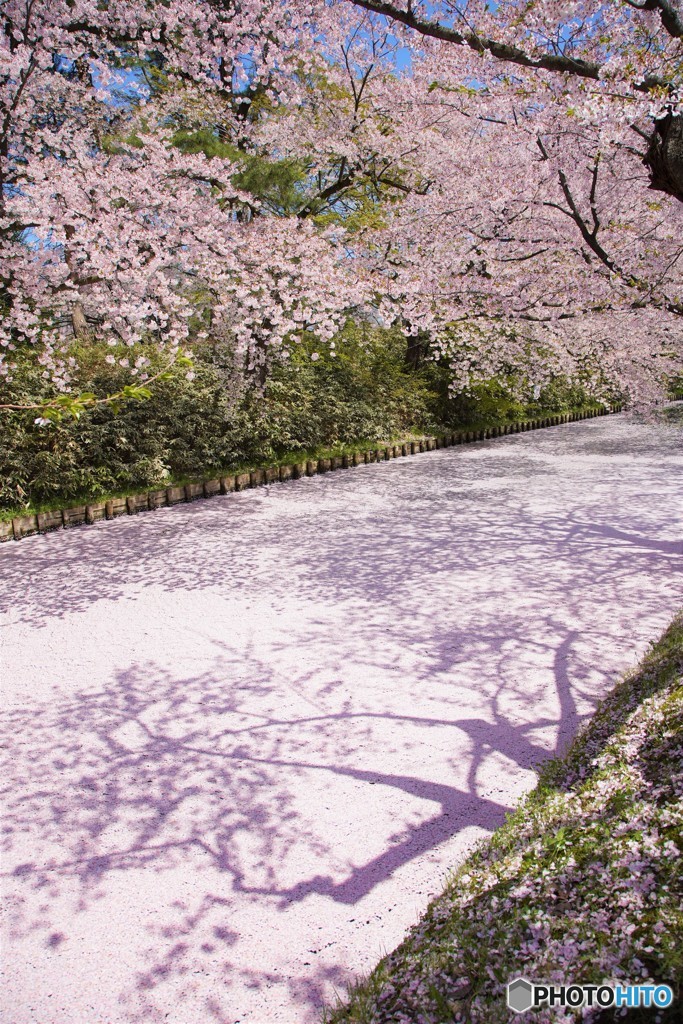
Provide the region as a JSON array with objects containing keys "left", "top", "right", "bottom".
[{"left": 1, "top": 415, "right": 682, "bottom": 1024}]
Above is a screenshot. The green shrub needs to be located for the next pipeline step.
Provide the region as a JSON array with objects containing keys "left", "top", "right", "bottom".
[{"left": 0, "top": 325, "right": 597, "bottom": 513}]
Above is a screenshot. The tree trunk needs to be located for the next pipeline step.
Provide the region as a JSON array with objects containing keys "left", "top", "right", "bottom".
[
  {"left": 644, "top": 113, "right": 683, "bottom": 203},
  {"left": 405, "top": 330, "right": 428, "bottom": 370},
  {"left": 71, "top": 301, "right": 89, "bottom": 339}
]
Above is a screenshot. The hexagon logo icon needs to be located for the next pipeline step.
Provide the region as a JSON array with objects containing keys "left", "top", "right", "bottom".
[{"left": 507, "top": 977, "right": 534, "bottom": 1014}]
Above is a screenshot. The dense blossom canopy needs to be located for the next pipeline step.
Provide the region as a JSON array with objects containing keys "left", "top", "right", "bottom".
[{"left": 1, "top": 0, "right": 681, "bottom": 405}]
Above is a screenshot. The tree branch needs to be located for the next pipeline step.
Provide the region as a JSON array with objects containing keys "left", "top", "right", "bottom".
[
  {"left": 622, "top": 0, "right": 683, "bottom": 38},
  {"left": 348, "top": 0, "right": 601, "bottom": 79},
  {"left": 346, "top": 0, "right": 670, "bottom": 91}
]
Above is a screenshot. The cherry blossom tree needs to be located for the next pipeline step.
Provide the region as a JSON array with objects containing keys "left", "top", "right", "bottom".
[
  {"left": 263, "top": 6, "right": 682, "bottom": 402},
  {"left": 361, "top": 66, "right": 683, "bottom": 403},
  {"left": 1, "top": 0, "right": 681, "bottom": 411},
  {"left": 1, "top": 0, "right": 370, "bottom": 401},
  {"left": 341, "top": 0, "right": 683, "bottom": 201}
]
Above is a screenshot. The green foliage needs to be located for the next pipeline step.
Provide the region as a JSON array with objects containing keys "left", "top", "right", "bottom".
[
  {"left": 263, "top": 325, "right": 439, "bottom": 452},
  {"left": 100, "top": 130, "right": 145, "bottom": 154},
  {"left": 0, "top": 324, "right": 596, "bottom": 515},
  {"left": 171, "top": 128, "right": 242, "bottom": 162},
  {"left": 171, "top": 128, "right": 309, "bottom": 215}
]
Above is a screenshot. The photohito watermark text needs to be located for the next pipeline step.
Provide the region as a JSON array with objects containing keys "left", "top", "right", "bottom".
[{"left": 507, "top": 977, "right": 674, "bottom": 1014}]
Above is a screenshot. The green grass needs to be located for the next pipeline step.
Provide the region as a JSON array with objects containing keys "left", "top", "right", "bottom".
[
  {"left": 660, "top": 405, "right": 683, "bottom": 426},
  {"left": 0, "top": 437, "right": 397, "bottom": 522},
  {"left": 324, "top": 613, "right": 683, "bottom": 1023},
  {"left": 0, "top": 437, "right": 388, "bottom": 522},
  {"left": 0, "top": 406, "right": 601, "bottom": 523},
  {"left": 2, "top": 321, "right": 613, "bottom": 515}
]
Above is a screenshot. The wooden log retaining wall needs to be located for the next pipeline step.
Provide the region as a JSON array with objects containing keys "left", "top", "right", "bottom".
[{"left": 0, "top": 404, "right": 623, "bottom": 543}]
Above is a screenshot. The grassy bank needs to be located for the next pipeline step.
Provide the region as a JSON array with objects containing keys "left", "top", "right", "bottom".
[
  {"left": 0, "top": 409, "right": 604, "bottom": 525},
  {"left": 325, "top": 613, "right": 683, "bottom": 1023},
  {"left": 0, "top": 325, "right": 603, "bottom": 516}
]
